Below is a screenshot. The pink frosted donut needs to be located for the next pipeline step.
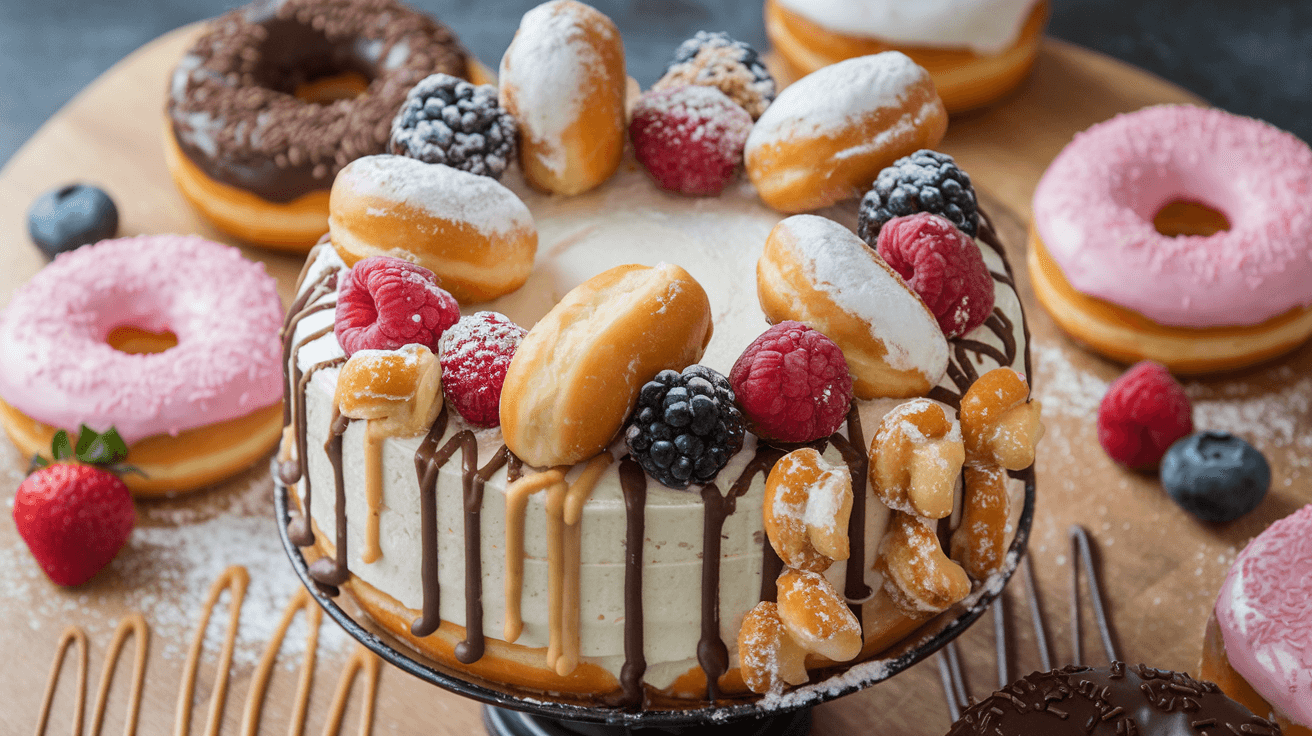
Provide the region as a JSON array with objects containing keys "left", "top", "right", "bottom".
[
  {"left": 1215, "top": 504, "right": 1312, "bottom": 727},
  {"left": 0, "top": 235, "right": 283, "bottom": 444},
  {"left": 1032, "top": 105, "right": 1312, "bottom": 328}
]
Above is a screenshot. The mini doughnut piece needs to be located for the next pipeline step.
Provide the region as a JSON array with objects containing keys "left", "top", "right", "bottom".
[
  {"left": 757, "top": 215, "right": 948, "bottom": 399},
  {"left": 745, "top": 52, "right": 947, "bottom": 213},
  {"left": 763, "top": 447, "right": 853, "bottom": 572},
  {"left": 329, "top": 155, "right": 538, "bottom": 303},
  {"left": 775, "top": 568, "right": 863, "bottom": 663},
  {"left": 876, "top": 511, "right": 971, "bottom": 619},
  {"left": 737, "top": 602, "right": 810, "bottom": 694},
  {"left": 500, "top": 0, "right": 627, "bottom": 195},
  {"left": 335, "top": 344, "right": 443, "bottom": 437},
  {"left": 870, "top": 398, "right": 964, "bottom": 519},
  {"left": 499, "top": 263, "right": 713, "bottom": 468}
]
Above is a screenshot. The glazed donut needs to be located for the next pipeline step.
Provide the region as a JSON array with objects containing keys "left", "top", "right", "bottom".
[
  {"left": 1201, "top": 504, "right": 1312, "bottom": 736},
  {"left": 165, "top": 0, "right": 473, "bottom": 250},
  {"left": 499, "top": 0, "right": 627, "bottom": 196},
  {"left": 756, "top": 215, "right": 948, "bottom": 399},
  {"left": 499, "top": 263, "right": 713, "bottom": 468},
  {"left": 328, "top": 155, "right": 538, "bottom": 303},
  {"left": 762, "top": 447, "right": 853, "bottom": 573},
  {"left": 763, "top": 0, "right": 1048, "bottom": 113},
  {"left": 0, "top": 236, "right": 284, "bottom": 496},
  {"left": 745, "top": 52, "right": 947, "bottom": 213},
  {"left": 1029, "top": 105, "right": 1312, "bottom": 374}
]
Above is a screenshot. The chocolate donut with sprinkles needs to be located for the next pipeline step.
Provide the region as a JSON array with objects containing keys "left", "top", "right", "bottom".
[{"left": 164, "top": 0, "right": 474, "bottom": 250}]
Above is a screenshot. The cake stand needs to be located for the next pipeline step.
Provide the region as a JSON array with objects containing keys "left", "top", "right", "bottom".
[{"left": 274, "top": 467, "right": 1035, "bottom": 735}]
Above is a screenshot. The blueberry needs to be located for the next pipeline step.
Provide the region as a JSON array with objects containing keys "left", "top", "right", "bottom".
[
  {"left": 28, "top": 184, "right": 118, "bottom": 259},
  {"left": 1160, "top": 431, "right": 1270, "bottom": 523}
]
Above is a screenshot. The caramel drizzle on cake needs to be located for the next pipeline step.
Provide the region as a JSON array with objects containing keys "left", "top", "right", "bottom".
[{"left": 35, "top": 564, "right": 380, "bottom": 736}]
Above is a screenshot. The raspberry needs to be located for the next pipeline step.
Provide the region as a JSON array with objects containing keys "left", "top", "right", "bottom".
[
  {"left": 335, "top": 256, "right": 459, "bottom": 357},
  {"left": 876, "top": 213, "right": 995, "bottom": 338},
  {"left": 729, "top": 322, "right": 853, "bottom": 443},
  {"left": 624, "top": 365, "right": 745, "bottom": 489},
  {"left": 1097, "top": 361, "right": 1193, "bottom": 469},
  {"left": 438, "top": 312, "right": 526, "bottom": 427},
  {"left": 629, "top": 84, "right": 753, "bottom": 196}
]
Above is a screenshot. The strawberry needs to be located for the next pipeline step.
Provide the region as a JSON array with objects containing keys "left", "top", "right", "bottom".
[{"left": 13, "top": 426, "right": 136, "bottom": 586}]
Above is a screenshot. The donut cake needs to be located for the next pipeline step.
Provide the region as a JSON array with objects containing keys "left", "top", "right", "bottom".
[{"left": 276, "top": 0, "right": 1041, "bottom": 709}]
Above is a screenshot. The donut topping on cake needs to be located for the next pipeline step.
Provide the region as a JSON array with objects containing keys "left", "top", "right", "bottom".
[
  {"left": 389, "top": 73, "right": 518, "bottom": 180},
  {"left": 653, "top": 31, "right": 776, "bottom": 119},
  {"left": 333, "top": 255, "right": 459, "bottom": 355}
]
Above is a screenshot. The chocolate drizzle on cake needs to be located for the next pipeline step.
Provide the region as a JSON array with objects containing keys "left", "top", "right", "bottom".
[
  {"left": 454, "top": 443, "right": 510, "bottom": 665},
  {"left": 618, "top": 456, "right": 648, "bottom": 708},
  {"left": 308, "top": 409, "right": 351, "bottom": 588},
  {"left": 411, "top": 405, "right": 452, "bottom": 637}
]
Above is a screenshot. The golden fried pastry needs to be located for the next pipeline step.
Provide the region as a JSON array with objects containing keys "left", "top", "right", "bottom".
[
  {"left": 875, "top": 511, "right": 971, "bottom": 619},
  {"left": 737, "top": 602, "right": 810, "bottom": 694},
  {"left": 499, "top": 263, "right": 713, "bottom": 468},
  {"left": 757, "top": 215, "right": 948, "bottom": 399},
  {"left": 500, "top": 0, "right": 627, "bottom": 195},
  {"left": 328, "top": 155, "right": 538, "bottom": 304},
  {"left": 744, "top": 52, "right": 946, "bottom": 213},
  {"left": 335, "top": 344, "right": 443, "bottom": 437},
  {"left": 775, "top": 568, "right": 863, "bottom": 662},
  {"left": 869, "top": 398, "right": 963, "bottom": 519},
  {"left": 763, "top": 447, "right": 853, "bottom": 572},
  {"left": 950, "top": 367, "right": 1042, "bottom": 578}
]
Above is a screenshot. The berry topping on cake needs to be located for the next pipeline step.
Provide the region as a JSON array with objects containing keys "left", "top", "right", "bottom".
[
  {"left": 729, "top": 322, "right": 853, "bottom": 443},
  {"left": 389, "top": 73, "right": 518, "bottom": 181},
  {"left": 438, "top": 312, "right": 526, "bottom": 428},
  {"left": 629, "top": 84, "right": 753, "bottom": 196},
  {"left": 857, "top": 150, "right": 978, "bottom": 242},
  {"left": 1161, "top": 431, "right": 1271, "bottom": 522},
  {"left": 335, "top": 255, "right": 460, "bottom": 357},
  {"left": 1097, "top": 361, "right": 1193, "bottom": 469},
  {"left": 654, "top": 31, "right": 776, "bottom": 119},
  {"left": 625, "top": 365, "right": 745, "bottom": 489},
  {"left": 14, "top": 426, "right": 136, "bottom": 587},
  {"left": 876, "top": 212, "right": 995, "bottom": 338},
  {"left": 28, "top": 183, "right": 118, "bottom": 259}
]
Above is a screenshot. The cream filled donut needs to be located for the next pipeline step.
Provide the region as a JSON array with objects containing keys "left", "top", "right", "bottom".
[
  {"left": 1029, "top": 105, "right": 1312, "bottom": 373},
  {"left": 0, "top": 235, "right": 285, "bottom": 496},
  {"left": 1202, "top": 504, "right": 1312, "bottom": 735}
]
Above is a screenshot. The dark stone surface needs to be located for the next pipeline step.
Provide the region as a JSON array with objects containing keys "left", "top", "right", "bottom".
[{"left": 1, "top": 0, "right": 1308, "bottom": 166}]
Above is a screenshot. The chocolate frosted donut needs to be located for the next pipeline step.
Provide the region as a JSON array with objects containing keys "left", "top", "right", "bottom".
[
  {"left": 165, "top": 0, "right": 469, "bottom": 248},
  {"left": 948, "top": 663, "right": 1281, "bottom": 736}
]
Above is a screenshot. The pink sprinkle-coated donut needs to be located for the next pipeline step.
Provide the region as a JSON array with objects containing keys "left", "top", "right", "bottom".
[
  {"left": 0, "top": 235, "right": 283, "bottom": 444},
  {"left": 1032, "top": 105, "right": 1312, "bottom": 328},
  {"left": 1215, "top": 504, "right": 1312, "bottom": 726}
]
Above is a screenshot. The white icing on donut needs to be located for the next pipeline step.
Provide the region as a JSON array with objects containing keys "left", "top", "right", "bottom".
[{"left": 775, "top": 0, "right": 1041, "bottom": 54}]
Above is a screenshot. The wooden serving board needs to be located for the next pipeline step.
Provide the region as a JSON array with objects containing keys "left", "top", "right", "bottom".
[{"left": 3, "top": 22, "right": 1310, "bottom": 736}]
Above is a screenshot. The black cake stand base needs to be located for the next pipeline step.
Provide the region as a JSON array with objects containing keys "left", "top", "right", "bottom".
[{"left": 482, "top": 704, "right": 813, "bottom": 736}]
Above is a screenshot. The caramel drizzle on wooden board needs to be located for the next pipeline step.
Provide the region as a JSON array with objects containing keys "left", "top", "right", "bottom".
[{"left": 35, "top": 565, "right": 379, "bottom": 736}]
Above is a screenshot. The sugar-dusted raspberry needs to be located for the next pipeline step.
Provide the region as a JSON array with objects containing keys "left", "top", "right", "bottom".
[
  {"left": 876, "top": 212, "right": 995, "bottom": 338},
  {"left": 729, "top": 322, "right": 853, "bottom": 443},
  {"left": 438, "top": 312, "right": 526, "bottom": 427},
  {"left": 335, "top": 256, "right": 459, "bottom": 356},
  {"left": 629, "top": 84, "right": 753, "bottom": 196},
  {"left": 1097, "top": 361, "right": 1193, "bottom": 469}
]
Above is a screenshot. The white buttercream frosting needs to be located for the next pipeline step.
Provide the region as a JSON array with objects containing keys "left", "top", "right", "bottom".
[{"left": 774, "top": 0, "right": 1040, "bottom": 54}]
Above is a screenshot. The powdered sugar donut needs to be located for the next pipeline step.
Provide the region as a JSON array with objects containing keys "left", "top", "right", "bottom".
[
  {"left": 1204, "top": 504, "right": 1312, "bottom": 734},
  {"left": 0, "top": 235, "right": 284, "bottom": 496},
  {"left": 1030, "top": 105, "right": 1312, "bottom": 373}
]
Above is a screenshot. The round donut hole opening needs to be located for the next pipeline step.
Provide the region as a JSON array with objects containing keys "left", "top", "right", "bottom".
[
  {"left": 254, "top": 19, "right": 375, "bottom": 105},
  {"left": 1153, "top": 200, "right": 1230, "bottom": 238},
  {"left": 106, "top": 325, "right": 178, "bottom": 355}
]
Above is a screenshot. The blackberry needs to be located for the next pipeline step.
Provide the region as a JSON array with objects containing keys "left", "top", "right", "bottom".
[
  {"left": 857, "top": 150, "right": 978, "bottom": 245},
  {"left": 624, "top": 365, "right": 745, "bottom": 490},
  {"left": 654, "top": 31, "right": 776, "bottom": 119},
  {"left": 389, "top": 73, "right": 518, "bottom": 180}
]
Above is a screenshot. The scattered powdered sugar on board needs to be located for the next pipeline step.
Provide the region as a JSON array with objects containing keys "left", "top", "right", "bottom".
[{"left": 1031, "top": 341, "right": 1109, "bottom": 417}]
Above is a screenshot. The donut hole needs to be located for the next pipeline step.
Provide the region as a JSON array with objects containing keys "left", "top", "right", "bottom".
[
  {"left": 252, "top": 19, "right": 378, "bottom": 104},
  {"left": 106, "top": 325, "right": 179, "bottom": 355},
  {"left": 1153, "top": 199, "right": 1231, "bottom": 238}
]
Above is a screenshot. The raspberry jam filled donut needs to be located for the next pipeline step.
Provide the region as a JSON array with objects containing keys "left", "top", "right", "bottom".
[
  {"left": 1029, "top": 105, "right": 1312, "bottom": 373},
  {"left": 165, "top": 0, "right": 474, "bottom": 250},
  {"left": 0, "top": 236, "right": 285, "bottom": 496},
  {"left": 763, "top": 0, "right": 1048, "bottom": 113}
]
